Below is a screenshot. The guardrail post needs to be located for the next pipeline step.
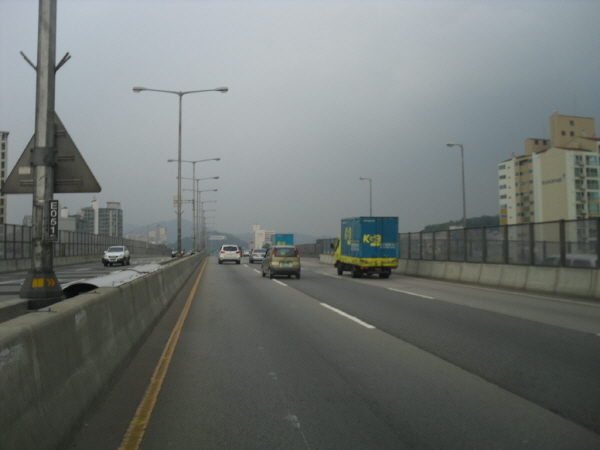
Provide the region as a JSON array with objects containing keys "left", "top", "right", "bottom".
[
  {"left": 463, "top": 227, "right": 467, "bottom": 262},
  {"left": 529, "top": 222, "right": 535, "bottom": 265},
  {"left": 482, "top": 226, "right": 487, "bottom": 263},
  {"left": 559, "top": 220, "right": 566, "bottom": 267},
  {"left": 502, "top": 224, "right": 509, "bottom": 264},
  {"left": 596, "top": 219, "right": 600, "bottom": 268}
]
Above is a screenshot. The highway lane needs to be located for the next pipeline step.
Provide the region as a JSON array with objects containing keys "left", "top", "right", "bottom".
[
  {"left": 65, "top": 257, "right": 600, "bottom": 449},
  {"left": 298, "top": 261, "right": 600, "bottom": 438},
  {"left": 64, "top": 258, "right": 600, "bottom": 449},
  {"left": 0, "top": 256, "right": 171, "bottom": 304}
]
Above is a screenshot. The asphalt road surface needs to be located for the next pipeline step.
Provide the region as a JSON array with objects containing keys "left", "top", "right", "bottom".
[{"left": 68, "top": 258, "right": 600, "bottom": 449}]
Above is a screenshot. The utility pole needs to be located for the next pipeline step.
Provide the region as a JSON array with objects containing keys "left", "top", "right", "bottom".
[{"left": 20, "top": 0, "right": 64, "bottom": 306}]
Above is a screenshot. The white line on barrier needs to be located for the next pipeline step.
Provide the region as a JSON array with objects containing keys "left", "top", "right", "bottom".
[
  {"left": 388, "top": 288, "right": 434, "bottom": 299},
  {"left": 320, "top": 303, "right": 375, "bottom": 329}
]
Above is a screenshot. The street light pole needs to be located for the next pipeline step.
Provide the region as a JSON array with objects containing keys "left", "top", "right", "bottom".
[
  {"left": 359, "top": 177, "right": 372, "bottom": 216},
  {"left": 170, "top": 158, "right": 219, "bottom": 251},
  {"left": 133, "top": 86, "right": 228, "bottom": 255},
  {"left": 200, "top": 200, "right": 216, "bottom": 251},
  {"left": 197, "top": 189, "right": 217, "bottom": 250},
  {"left": 180, "top": 175, "right": 219, "bottom": 251},
  {"left": 446, "top": 143, "right": 467, "bottom": 229}
]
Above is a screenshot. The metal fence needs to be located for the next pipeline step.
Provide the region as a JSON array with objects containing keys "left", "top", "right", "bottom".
[
  {"left": 296, "top": 238, "right": 337, "bottom": 257},
  {"left": 0, "top": 223, "right": 171, "bottom": 260},
  {"left": 400, "top": 218, "right": 600, "bottom": 268}
]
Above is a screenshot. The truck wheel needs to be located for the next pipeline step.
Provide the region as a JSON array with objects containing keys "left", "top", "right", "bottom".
[{"left": 336, "top": 265, "right": 343, "bottom": 275}]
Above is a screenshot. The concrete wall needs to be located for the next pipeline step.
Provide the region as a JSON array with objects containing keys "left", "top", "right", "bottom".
[
  {"left": 396, "top": 259, "right": 600, "bottom": 299},
  {"left": 320, "top": 254, "right": 599, "bottom": 299},
  {"left": 0, "top": 254, "right": 204, "bottom": 450}
]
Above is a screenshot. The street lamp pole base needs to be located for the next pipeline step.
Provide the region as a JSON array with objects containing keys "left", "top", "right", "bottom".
[{"left": 20, "top": 270, "right": 64, "bottom": 309}]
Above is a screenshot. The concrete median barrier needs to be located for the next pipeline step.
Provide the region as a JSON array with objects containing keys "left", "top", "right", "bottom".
[
  {"left": 0, "top": 254, "right": 204, "bottom": 450},
  {"left": 392, "top": 258, "right": 600, "bottom": 300}
]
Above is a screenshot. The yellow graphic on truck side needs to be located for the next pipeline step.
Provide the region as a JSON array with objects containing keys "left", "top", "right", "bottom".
[{"left": 362, "top": 234, "right": 382, "bottom": 246}]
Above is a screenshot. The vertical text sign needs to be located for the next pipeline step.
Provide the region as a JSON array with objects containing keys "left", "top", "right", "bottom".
[{"left": 49, "top": 200, "right": 59, "bottom": 241}]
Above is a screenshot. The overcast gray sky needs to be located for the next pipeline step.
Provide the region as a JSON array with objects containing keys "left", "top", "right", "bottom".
[{"left": 2, "top": 0, "right": 600, "bottom": 238}]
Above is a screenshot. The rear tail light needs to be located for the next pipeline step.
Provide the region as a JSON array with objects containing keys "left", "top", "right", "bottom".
[{"left": 220, "top": 251, "right": 225, "bottom": 254}]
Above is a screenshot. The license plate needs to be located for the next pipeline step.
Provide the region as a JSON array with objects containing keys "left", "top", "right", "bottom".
[{"left": 281, "top": 262, "right": 291, "bottom": 267}]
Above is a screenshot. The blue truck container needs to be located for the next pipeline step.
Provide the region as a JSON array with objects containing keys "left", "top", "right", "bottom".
[
  {"left": 334, "top": 217, "right": 399, "bottom": 278},
  {"left": 272, "top": 234, "right": 294, "bottom": 246}
]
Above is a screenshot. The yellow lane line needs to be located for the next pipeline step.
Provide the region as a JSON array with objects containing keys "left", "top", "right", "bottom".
[{"left": 119, "top": 258, "right": 208, "bottom": 450}]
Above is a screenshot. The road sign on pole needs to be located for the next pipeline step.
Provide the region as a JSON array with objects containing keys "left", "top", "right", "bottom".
[{"left": 1, "top": 113, "right": 101, "bottom": 194}]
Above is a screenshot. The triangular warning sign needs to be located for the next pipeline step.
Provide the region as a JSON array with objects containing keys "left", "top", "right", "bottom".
[{"left": 1, "top": 113, "right": 101, "bottom": 194}]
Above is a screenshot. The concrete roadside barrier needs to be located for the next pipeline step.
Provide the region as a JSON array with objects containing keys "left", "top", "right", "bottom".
[{"left": 0, "top": 253, "right": 204, "bottom": 450}]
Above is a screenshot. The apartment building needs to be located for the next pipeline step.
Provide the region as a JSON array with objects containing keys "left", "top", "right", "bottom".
[
  {"left": 127, "top": 225, "right": 168, "bottom": 245},
  {"left": 0, "top": 132, "right": 8, "bottom": 225},
  {"left": 499, "top": 111, "right": 600, "bottom": 225},
  {"left": 80, "top": 199, "right": 124, "bottom": 237},
  {"left": 251, "top": 224, "right": 275, "bottom": 249}
]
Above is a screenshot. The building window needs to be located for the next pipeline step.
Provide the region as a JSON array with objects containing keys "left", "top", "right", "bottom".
[
  {"left": 586, "top": 168, "right": 598, "bottom": 177},
  {"left": 587, "top": 192, "right": 599, "bottom": 201},
  {"left": 587, "top": 156, "right": 599, "bottom": 166},
  {"left": 500, "top": 194, "right": 507, "bottom": 199},
  {"left": 570, "top": 131, "right": 575, "bottom": 137},
  {"left": 588, "top": 180, "right": 599, "bottom": 190},
  {"left": 575, "top": 155, "right": 583, "bottom": 164},
  {"left": 570, "top": 120, "right": 575, "bottom": 126},
  {"left": 499, "top": 175, "right": 506, "bottom": 180},
  {"left": 499, "top": 185, "right": 506, "bottom": 190},
  {"left": 590, "top": 204, "right": 600, "bottom": 214},
  {"left": 561, "top": 131, "right": 566, "bottom": 136},
  {"left": 499, "top": 164, "right": 505, "bottom": 170}
]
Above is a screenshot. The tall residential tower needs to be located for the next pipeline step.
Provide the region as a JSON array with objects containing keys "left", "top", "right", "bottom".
[{"left": 499, "top": 111, "right": 600, "bottom": 225}]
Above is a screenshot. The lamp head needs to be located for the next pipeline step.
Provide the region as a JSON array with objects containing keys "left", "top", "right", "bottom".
[
  {"left": 215, "top": 87, "right": 229, "bottom": 93},
  {"left": 132, "top": 87, "right": 146, "bottom": 93}
]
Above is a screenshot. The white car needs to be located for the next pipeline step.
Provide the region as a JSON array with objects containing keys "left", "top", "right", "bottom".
[
  {"left": 102, "top": 246, "right": 130, "bottom": 266},
  {"left": 218, "top": 244, "right": 242, "bottom": 264}
]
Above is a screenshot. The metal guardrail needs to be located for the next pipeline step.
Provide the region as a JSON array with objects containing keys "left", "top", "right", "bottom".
[
  {"left": 400, "top": 218, "right": 600, "bottom": 268},
  {"left": 0, "top": 224, "right": 171, "bottom": 259}
]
